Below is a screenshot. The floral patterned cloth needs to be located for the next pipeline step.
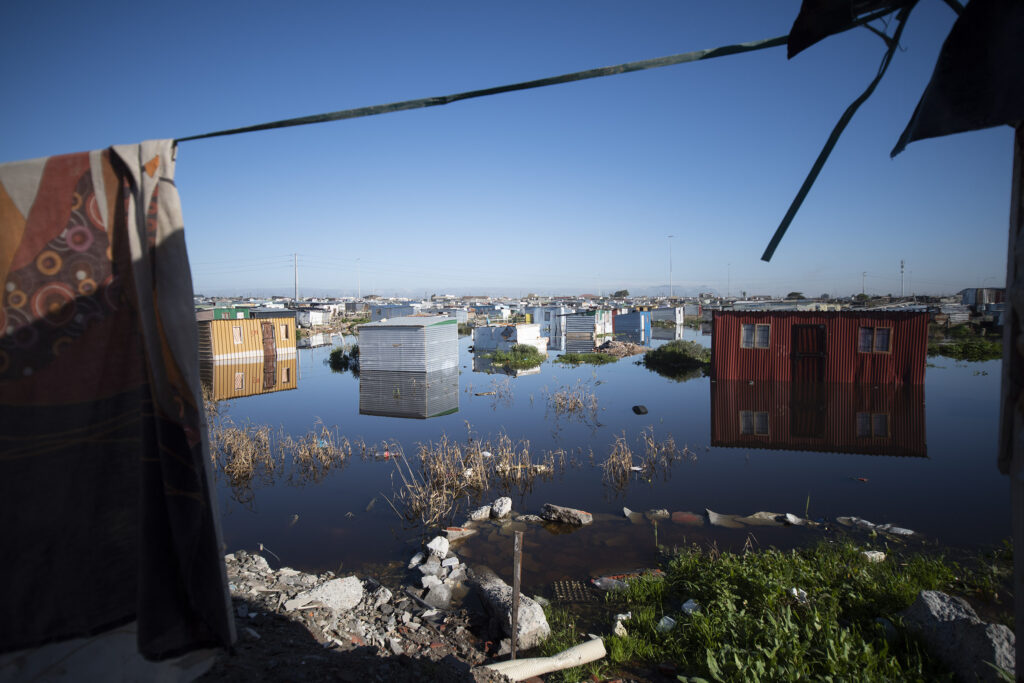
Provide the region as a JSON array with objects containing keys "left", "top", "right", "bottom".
[{"left": 0, "top": 141, "right": 234, "bottom": 659}]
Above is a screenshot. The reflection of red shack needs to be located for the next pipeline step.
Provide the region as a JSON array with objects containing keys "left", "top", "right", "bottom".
[
  {"left": 711, "top": 311, "right": 928, "bottom": 384},
  {"left": 711, "top": 381, "right": 926, "bottom": 458}
]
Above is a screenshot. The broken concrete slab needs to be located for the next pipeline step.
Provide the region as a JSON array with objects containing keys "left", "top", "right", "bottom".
[
  {"left": 284, "top": 576, "right": 363, "bottom": 612},
  {"left": 468, "top": 506, "right": 492, "bottom": 521},
  {"left": 470, "top": 566, "right": 550, "bottom": 650},
  {"left": 426, "top": 536, "right": 450, "bottom": 558}
]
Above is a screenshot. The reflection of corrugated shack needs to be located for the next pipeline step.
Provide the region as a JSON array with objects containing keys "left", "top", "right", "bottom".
[
  {"left": 358, "top": 367, "right": 459, "bottom": 418},
  {"left": 358, "top": 316, "right": 458, "bottom": 372},
  {"left": 564, "top": 310, "right": 612, "bottom": 353},
  {"left": 710, "top": 381, "right": 926, "bottom": 457},
  {"left": 711, "top": 311, "right": 927, "bottom": 384},
  {"left": 200, "top": 356, "right": 298, "bottom": 401},
  {"left": 198, "top": 316, "right": 297, "bottom": 363}
]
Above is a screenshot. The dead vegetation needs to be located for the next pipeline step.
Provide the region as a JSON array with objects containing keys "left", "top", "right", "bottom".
[
  {"left": 599, "top": 428, "right": 693, "bottom": 491},
  {"left": 543, "top": 379, "right": 599, "bottom": 423}
]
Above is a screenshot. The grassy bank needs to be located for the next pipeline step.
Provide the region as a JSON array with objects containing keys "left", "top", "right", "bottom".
[
  {"left": 928, "top": 324, "right": 1002, "bottom": 362},
  {"left": 484, "top": 344, "right": 546, "bottom": 370},
  {"left": 642, "top": 340, "right": 710, "bottom": 380},
  {"left": 539, "top": 541, "right": 1012, "bottom": 682}
]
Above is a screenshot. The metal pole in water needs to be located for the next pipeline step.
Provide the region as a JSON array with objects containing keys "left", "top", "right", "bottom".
[{"left": 511, "top": 530, "right": 523, "bottom": 660}]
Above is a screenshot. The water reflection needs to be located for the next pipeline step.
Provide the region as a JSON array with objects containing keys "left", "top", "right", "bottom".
[
  {"left": 200, "top": 356, "right": 298, "bottom": 401},
  {"left": 359, "top": 367, "right": 460, "bottom": 419},
  {"left": 652, "top": 324, "right": 685, "bottom": 341},
  {"left": 710, "top": 381, "right": 926, "bottom": 457},
  {"left": 472, "top": 354, "right": 542, "bottom": 377}
]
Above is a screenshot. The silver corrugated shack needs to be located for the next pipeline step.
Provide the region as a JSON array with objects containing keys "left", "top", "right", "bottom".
[{"left": 358, "top": 316, "right": 459, "bottom": 372}]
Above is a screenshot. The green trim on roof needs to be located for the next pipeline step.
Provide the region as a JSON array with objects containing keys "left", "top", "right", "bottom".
[{"left": 429, "top": 319, "right": 458, "bottom": 326}]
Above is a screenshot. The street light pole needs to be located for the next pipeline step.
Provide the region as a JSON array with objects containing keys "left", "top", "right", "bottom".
[
  {"left": 667, "top": 235, "right": 674, "bottom": 298},
  {"left": 357, "top": 258, "right": 361, "bottom": 299}
]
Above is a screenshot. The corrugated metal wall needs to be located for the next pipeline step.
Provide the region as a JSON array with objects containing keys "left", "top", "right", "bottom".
[
  {"left": 613, "top": 311, "right": 651, "bottom": 344},
  {"left": 358, "top": 367, "right": 459, "bottom": 418},
  {"left": 199, "top": 317, "right": 297, "bottom": 362},
  {"left": 359, "top": 317, "right": 458, "bottom": 372},
  {"left": 711, "top": 311, "right": 927, "bottom": 384},
  {"left": 200, "top": 356, "right": 298, "bottom": 401},
  {"left": 710, "top": 380, "right": 926, "bottom": 457}
]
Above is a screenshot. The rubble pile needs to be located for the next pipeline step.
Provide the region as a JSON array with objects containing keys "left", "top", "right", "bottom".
[
  {"left": 594, "top": 340, "right": 647, "bottom": 357},
  {"left": 202, "top": 550, "right": 512, "bottom": 682}
]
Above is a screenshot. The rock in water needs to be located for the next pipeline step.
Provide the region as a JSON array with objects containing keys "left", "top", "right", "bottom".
[
  {"left": 491, "top": 497, "right": 512, "bottom": 518},
  {"left": 541, "top": 503, "right": 592, "bottom": 526},
  {"left": 631, "top": 405, "right": 648, "bottom": 415}
]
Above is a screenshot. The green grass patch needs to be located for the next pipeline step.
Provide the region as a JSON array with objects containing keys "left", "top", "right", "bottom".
[
  {"left": 540, "top": 541, "right": 1010, "bottom": 682},
  {"left": 555, "top": 352, "right": 618, "bottom": 366},
  {"left": 652, "top": 319, "right": 677, "bottom": 329},
  {"left": 642, "top": 340, "right": 710, "bottom": 381},
  {"left": 928, "top": 339, "right": 1002, "bottom": 362},
  {"left": 485, "top": 344, "right": 546, "bottom": 370},
  {"left": 457, "top": 322, "right": 473, "bottom": 336}
]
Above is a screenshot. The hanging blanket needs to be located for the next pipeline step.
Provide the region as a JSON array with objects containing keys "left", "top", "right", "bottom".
[{"left": 0, "top": 140, "right": 234, "bottom": 659}]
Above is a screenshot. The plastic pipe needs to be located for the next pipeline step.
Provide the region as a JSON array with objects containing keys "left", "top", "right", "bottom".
[{"left": 482, "top": 638, "right": 606, "bottom": 681}]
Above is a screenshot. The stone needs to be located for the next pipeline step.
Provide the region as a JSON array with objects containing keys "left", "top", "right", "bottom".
[
  {"left": 514, "top": 514, "right": 544, "bottom": 524},
  {"left": 408, "top": 552, "right": 425, "bottom": 569},
  {"left": 284, "top": 576, "right": 363, "bottom": 612},
  {"left": 491, "top": 497, "right": 512, "bottom": 519},
  {"left": 389, "top": 638, "right": 404, "bottom": 655},
  {"left": 371, "top": 585, "right": 392, "bottom": 609},
  {"left": 613, "top": 620, "right": 628, "bottom": 637},
  {"left": 441, "top": 557, "right": 460, "bottom": 568},
  {"left": 468, "top": 506, "right": 492, "bottom": 521},
  {"left": 419, "top": 555, "right": 442, "bottom": 576},
  {"left": 899, "top": 590, "right": 1015, "bottom": 682},
  {"left": 469, "top": 566, "right": 550, "bottom": 649},
  {"left": 250, "top": 554, "right": 272, "bottom": 573},
  {"left": 645, "top": 509, "right": 670, "bottom": 521},
  {"left": 443, "top": 526, "right": 477, "bottom": 541},
  {"left": 861, "top": 550, "right": 886, "bottom": 563},
  {"left": 670, "top": 511, "right": 704, "bottom": 526},
  {"left": 424, "top": 584, "right": 452, "bottom": 610},
  {"left": 540, "top": 503, "right": 592, "bottom": 526},
  {"left": 446, "top": 567, "right": 467, "bottom": 583},
  {"left": 426, "top": 536, "right": 450, "bottom": 559},
  {"left": 631, "top": 405, "right": 648, "bottom": 415},
  {"left": 422, "top": 575, "right": 442, "bottom": 590}
]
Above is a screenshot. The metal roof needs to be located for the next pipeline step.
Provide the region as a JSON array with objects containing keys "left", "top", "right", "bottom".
[{"left": 360, "top": 315, "right": 454, "bottom": 328}]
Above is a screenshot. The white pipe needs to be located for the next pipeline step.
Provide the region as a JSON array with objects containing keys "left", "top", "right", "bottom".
[{"left": 482, "top": 638, "right": 606, "bottom": 681}]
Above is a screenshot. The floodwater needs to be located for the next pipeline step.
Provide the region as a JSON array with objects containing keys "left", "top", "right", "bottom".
[{"left": 208, "top": 327, "right": 1007, "bottom": 592}]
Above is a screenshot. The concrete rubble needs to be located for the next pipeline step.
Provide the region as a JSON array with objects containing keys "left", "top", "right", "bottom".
[
  {"left": 208, "top": 550, "right": 513, "bottom": 683},
  {"left": 469, "top": 566, "right": 551, "bottom": 650},
  {"left": 899, "top": 590, "right": 1015, "bottom": 682},
  {"left": 540, "top": 503, "right": 593, "bottom": 526}
]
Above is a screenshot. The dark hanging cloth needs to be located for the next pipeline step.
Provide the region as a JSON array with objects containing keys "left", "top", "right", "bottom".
[{"left": 0, "top": 140, "right": 235, "bottom": 659}]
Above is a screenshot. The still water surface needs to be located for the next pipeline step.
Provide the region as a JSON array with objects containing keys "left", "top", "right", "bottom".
[{"left": 210, "top": 328, "right": 1006, "bottom": 590}]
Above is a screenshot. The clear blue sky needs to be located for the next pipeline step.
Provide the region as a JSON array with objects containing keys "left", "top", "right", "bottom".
[{"left": 0, "top": 1, "right": 1011, "bottom": 298}]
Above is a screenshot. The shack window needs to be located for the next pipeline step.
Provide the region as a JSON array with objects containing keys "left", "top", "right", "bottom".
[
  {"left": 283, "top": 367, "right": 291, "bottom": 383},
  {"left": 856, "top": 412, "right": 890, "bottom": 437},
  {"left": 544, "top": 312, "right": 551, "bottom": 321},
  {"left": 281, "top": 324, "right": 289, "bottom": 340},
  {"left": 232, "top": 326, "right": 242, "bottom": 344},
  {"left": 741, "top": 324, "right": 770, "bottom": 349},
  {"left": 233, "top": 372, "right": 244, "bottom": 390},
  {"left": 858, "top": 327, "right": 892, "bottom": 353},
  {"left": 740, "top": 410, "right": 769, "bottom": 435}
]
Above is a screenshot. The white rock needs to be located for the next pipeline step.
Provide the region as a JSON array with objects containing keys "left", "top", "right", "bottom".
[
  {"left": 426, "top": 536, "right": 449, "bottom": 558},
  {"left": 470, "top": 566, "right": 550, "bottom": 649},
  {"left": 612, "top": 620, "right": 628, "bottom": 637},
  {"left": 284, "top": 576, "right": 363, "bottom": 612},
  {"left": 468, "top": 506, "right": 492, "bottom": 521},
  {"left": 441, "top": 557, "right": 459, "bottom": 568},
  {"left": 491, "top": 497, "right": 512, "bottom": 518},
  {"left": 422, "top": 575, "right": 442, "bottom": 590},
  {"left": 682, "top": 599, "right": 701, "bottom": 614},
  {"left": 861, "top": 550, "right": 886, "bottom": 563},
  {"left": 408, "top": 552, "right": 425, "bottom": 569}
]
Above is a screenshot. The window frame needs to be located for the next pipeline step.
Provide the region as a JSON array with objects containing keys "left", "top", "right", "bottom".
[
  {"left": 232, "top": 325, "right": 243, "bottom": 345},
  {"left": 856, "top": 412, "right": 890, "bottom": 438},
  {"left": 739, "top": 410, "right": 770, "bottom": 436},
  {"left": 857, "top": 326, "right": 893, "bottom": 354},
  {"left": 740, "top": 323, "right": 771, "bottom": 349}
]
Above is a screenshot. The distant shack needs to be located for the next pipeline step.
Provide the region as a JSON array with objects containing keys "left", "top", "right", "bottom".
[{"left": 358, "top": 316, "right": 458, "bottom": 372}]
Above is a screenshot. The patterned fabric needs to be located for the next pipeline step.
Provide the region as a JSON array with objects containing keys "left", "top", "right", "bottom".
[{"left": 0, "top": 141, "right": 235, "bottom": 659}]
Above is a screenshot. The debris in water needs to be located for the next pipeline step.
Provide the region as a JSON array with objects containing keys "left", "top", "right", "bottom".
[
  {"left": 862, "top": 550, "right": 886, "bottom": 563},
  {"left": 622, "top": 507, "right": 646, "bottom": 525},
  {"left": 631, "top": 405, "right": 648, "bottom": 415},
  {"left": 682, "top": 599, "right": 701, "bottom": 614},
  {"left": 289, "top": 514, "right": 299, "bottom": 527},
  {"left": 789, "top": 587, "right": 808, "bottom": 604},
  {"left": 706, "top": 509, "right": 745, "bottom": 529},
  {"left": 365, "top": 496, "right": 377, "bottom": 512},
  {"left": 852, "top": 476, "right": 869, "bottom": 483},
  {"left": 656, "top": 615, "right": 677, "bottom": 632}
]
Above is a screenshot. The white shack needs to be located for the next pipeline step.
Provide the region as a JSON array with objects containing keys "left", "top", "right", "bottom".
[{"left": 472, "top": 323, "right": 549, "bottom": 354}]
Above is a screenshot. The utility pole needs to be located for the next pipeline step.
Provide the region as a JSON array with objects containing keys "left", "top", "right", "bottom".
[
  {"left": 357, "top": 258, "right": 361, "bottom": 299},
  {"left": 900, "top": 259, "right": 905, "bottom": 298},
  {"left": 293, "top": 253, "right": 298, "bottom": 302},
  {"left": 667, "top": 235, "right": 674, "bottom": 298},
  {"left": 862, "top": 271, "right": 866, "bottom": 296},
  {"left": 728, "top": 263, "right": 731, "bottom": 298}
]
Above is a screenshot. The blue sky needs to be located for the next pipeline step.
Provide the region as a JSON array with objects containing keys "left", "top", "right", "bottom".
[{"left": 0, "top": 1, "right": 1011, "bottom": 298}]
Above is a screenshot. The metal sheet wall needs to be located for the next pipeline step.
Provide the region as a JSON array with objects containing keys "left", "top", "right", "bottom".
[
  {"left": 358, "top": 367, "right": 459, "bottom": 418},
  {"left": 199, "top": 317, "right": 297, "bottom": 362},
  {"left": 711, "top": 311, "right": 927, "bottom": 384},
  {"left": 710, "top": 380, "right": 926, "bottom": 457},
  {"left": 359, "top": 318, "right": 458, "bottom": 372},
  {"left": 200, "top": 356, "right": 298, "bottom": 401}
]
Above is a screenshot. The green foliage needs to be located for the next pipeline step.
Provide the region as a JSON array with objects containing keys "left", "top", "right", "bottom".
[
  {"left": 652, "top": 319, "right": 676, "bottom": 329},
  {"left": 612, "top": 289, "right": 630, "bottom": 298},
  {"left": 457, "top": 322, "right": 474, "bottom": 336},
  {"left": 928, "top": 325, "right": 1002, "bottom": 362},
  {"left": 328, "top": 345, "right": 359, "bottom": 374},
  {"left": 555, "top": 352, "right": 618, "bottom": 365},
  {"left": 486, "top": 344, "right": 546, "bottom": 370},
  {"left": 643, "top": 340, "right": 710, "bottom": 380},
  {"left": 542, "top": 542, "right": 981, "bottom": 681},
  {"left": 785, "top": 291, "right": 805, "bottom": 300}
]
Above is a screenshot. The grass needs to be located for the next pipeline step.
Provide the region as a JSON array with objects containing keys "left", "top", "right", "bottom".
[
  {"left": 540, "top": 541, "right": 1011, "bottom": 682},
  {"left": 599, "top": 428, "right": 684, "bottom": 490},
  {"left": 486, "top": 343, "right": 546, "bottom": 370},
  {"left": 544, "top": 380, "right": 599, "bottom": 423},
  {"left": 555, "top": 352, "right": 618, "bottom": 365},
  {"left": 642, "top": 340, "right": 710, "bottom": 381}
]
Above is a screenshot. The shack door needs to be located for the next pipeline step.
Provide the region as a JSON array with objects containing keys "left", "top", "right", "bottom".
[
  {"left": 791, "top": 324, "right": 826, "bottom": 383},
  {"left": 261, "top": 322, "right": 277, "bottom": 389}
]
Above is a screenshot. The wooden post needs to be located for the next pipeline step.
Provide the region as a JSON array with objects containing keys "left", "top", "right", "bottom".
[
  {"left": 998, "top": 122, "right": 1024, "bottom": 676},
  {"left": 510, "top": 530, "right": 523, "bottom": 660}
]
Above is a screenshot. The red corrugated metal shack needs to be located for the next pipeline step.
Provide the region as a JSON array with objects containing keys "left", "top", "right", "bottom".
[{"left": 711, "top": 310, "right": 928, "bottom": 384}]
